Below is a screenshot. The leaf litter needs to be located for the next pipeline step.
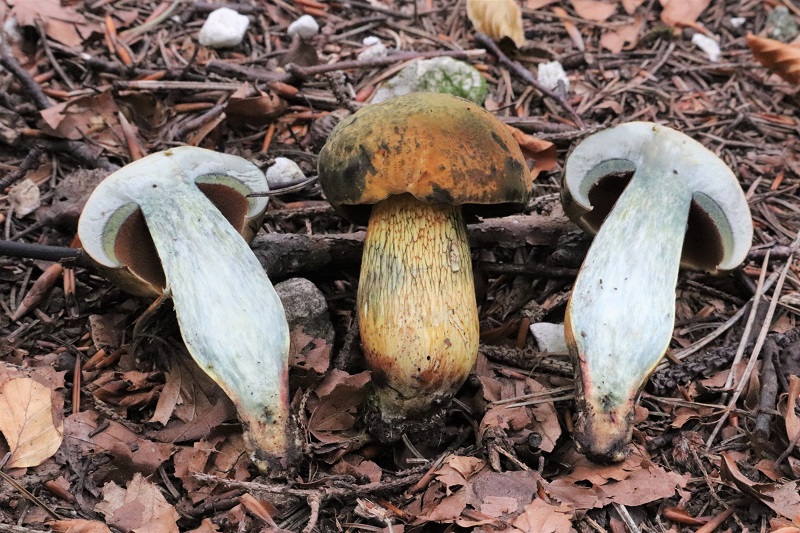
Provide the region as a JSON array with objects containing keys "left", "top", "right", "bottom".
[{"left": 1, "top": 0, "right": 800, "bottom": 531}]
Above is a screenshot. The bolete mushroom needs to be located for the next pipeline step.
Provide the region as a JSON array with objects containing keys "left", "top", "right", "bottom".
[
  {"left": 317, "top": 93, "right": 531, "bottom": 439},
  {"left": 78, "top": 146, "right": 298, "bottom": 474},
  {"left": 561, "top": 122, "right": 753, "bottom": 463}
]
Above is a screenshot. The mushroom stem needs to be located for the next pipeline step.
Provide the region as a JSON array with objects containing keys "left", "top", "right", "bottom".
[
  {"left": 359, "top": 194, "right": 479, "bottom": 429},
  {"left": 566, "top": 164, "right": 692, "bottom": 462},
  {"left": 136, "top": 179, "right": 296, "bottom": 472}
]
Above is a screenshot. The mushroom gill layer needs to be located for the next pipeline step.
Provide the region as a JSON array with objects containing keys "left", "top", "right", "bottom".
[{"left": 358, "top": 194, "right": 479, "bottom": 423}]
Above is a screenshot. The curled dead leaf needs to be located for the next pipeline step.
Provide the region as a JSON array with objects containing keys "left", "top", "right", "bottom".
[
  {"left": 0, "top": 377, "right": 63, "bottom": 468},
  {"left": 659, "top": 0, "right": 710, "bottom": 27},
  {"left": 747, "top": 34, "right": 800, "bottom": 84},
  {"left": 467, "top": 0, "right": 526, "bottom": 48},
  {"left": 503, "top": 124, "right": 557, "bottom": 177}
]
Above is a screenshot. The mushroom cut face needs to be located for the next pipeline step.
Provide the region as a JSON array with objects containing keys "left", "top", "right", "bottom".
[
  {"left": 318, "top": 92, "right": 532, "bottom": 224},
  {"left": 562, "top": 122, "right": 753, "bottom": 272},
  {"left": 78, "top": 147, "right": 270, "bottom": 296}
]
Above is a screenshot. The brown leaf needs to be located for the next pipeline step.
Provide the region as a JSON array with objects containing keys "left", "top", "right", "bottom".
[
  {"left": 290, "top": 326, "right": 331, "bottom": 375},
  {"left": 88, "top": 314, "right": 128, "bottom": 351},
  {"left": 511, "top": 499, "right": 575, "bottom": 533},
  {"left": 466, "top": 0, "right": 525, "bottom": 48},
  {"left": 0, "top": 377, "right": 63, "bottom": 468},
  {"left": 308, "top": 370, "right": 370, "bottom": 443},
  {"left": 226, "top": 84, "right": 286, "bottom": 128},
  {"left": 150, "top": 362, "right": 183, "bottom": 426},
  {"left": 96, "top": 473, "right": 180, "bottom": 533},
  {"left": 569, "top": 0, "right": 617, "bottom": 22},
  {"left": 6, "top": 0, "right": 96, "bottom": 46},
  {"left": 40, "top": 92, "right": 122, "bottom": 143},
  {"left": 600, "top": 17, "right": 644, "bottom": 53},
  {"left": 51, "top": 519, "right": 113, "bottom": 533},
  {"left": 748, "top": 34, "right": 800, "bottom": 85},
  {"left": 788, "top": 376, "right": 800, "bottom": 443},
  {"left": 63, "top": 411, "right": 174, "bottom": 477},
  {"left": 659, "top": 0, "right": 710, "bottom": 27},
  {"left": 503, "top": 125, "right": 557, "bottom": 177},
  {"left": 720, "top": 453, "right": 800, "bottom": 521}
]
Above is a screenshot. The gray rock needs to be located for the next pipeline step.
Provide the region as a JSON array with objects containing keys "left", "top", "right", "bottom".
[
  {"left": 275, "top": 278, "right": 334, "bottom": 345},
  {"left": 371, "top": 56, "right": 488, "bottom": 105}
]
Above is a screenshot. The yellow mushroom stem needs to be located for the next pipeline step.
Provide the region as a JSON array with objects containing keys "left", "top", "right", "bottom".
[{"left": 358, "top": 193, "right": 479, "bottom": 423}]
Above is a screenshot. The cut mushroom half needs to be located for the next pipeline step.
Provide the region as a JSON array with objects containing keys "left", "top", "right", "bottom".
[
  {"left": 561, "top": 122, "right": 753, "bottom": 463},
  {"left": 78, "top": 146, "right": 298, "bottom": 474}
]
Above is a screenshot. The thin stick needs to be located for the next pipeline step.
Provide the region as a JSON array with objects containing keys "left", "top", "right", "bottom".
[
  {"left": 473, "top": 33, "right": 585, "bottom": 128},
  {"left": 706, "top": 256, "right": 793, "bottom": 448}
]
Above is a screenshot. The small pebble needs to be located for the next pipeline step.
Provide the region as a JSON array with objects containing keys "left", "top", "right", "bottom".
[
  {"left": 529, "top": 323, "right": 569, "bottom": 354},
  {"left": 198, "top": 7, "right": 250, "bottom": 48},
  {"left": 692, "top": 33, "right": 721, "bottom": 62},
  {"left": 266, "top": 157, "right": 305, "bottom": 189},
  {"left": 288, "top": 15, "right": 319, "bottom": 39},
  {"left": 537, "top": 61, "right": 570, "bottom": 93}
]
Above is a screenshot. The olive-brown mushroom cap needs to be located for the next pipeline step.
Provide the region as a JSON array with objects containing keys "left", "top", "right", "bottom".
[{"left": 317, "top": 93, "right": 532, "bottom": 224}]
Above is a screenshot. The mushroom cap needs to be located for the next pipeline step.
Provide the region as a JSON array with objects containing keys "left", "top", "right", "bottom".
[
  {"left": 78, "top": 146, "right": 269, "bottom": 297},
  {"left": 561, "top": 122, "right": 753, "bottom": 272},
  {"left": 317, "top": 92, "right": 532, "bottom": 224}
]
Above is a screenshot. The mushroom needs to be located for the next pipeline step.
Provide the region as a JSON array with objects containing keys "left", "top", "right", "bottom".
[
  {"left": 317, "top": 93, "right": 531, "bottom": 439},
  {"left": 78, "top": 146, "right": 299, "bottom": 474},
  {"left": 561, "top": 122, "right": 753, "bottom": 463}
]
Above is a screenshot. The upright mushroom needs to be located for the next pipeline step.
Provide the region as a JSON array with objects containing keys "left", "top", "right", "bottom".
[
  {"left": 318, "top": 93, "right": 531, "bottom": 439},
  {"left": 78, "top": 146, "right": 298, "bottom": 474},
  {"left": 561, "top": 122, "right": 752, "bottom": 462}
]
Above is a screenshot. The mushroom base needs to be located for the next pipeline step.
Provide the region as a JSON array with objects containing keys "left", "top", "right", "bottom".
[{"left": 358, "top": 194, "right": 479, "bottom": 427}]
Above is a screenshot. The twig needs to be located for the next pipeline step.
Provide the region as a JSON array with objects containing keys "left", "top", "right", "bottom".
[
  {"left": 0, "top": 33, "right": 52, "bottom": 110},
  {"left": 753, "top": 338, "right": 778, "bottom": 439},
  {"left": 303, "top": 493, "right": 322, "bottom": 533},
  {"left": 0, "top": 240, "right": 89, "bottom": 267},
  {"left": 706, "top": 257, "right": 793, "bottom": 448},
  {"left": 613, "top": 503, "right": 642, "bottom": 533},
  {"left": 473, "top": 33, "right": 585, "bottom": 128},
  {"left": 207, "top": 48, "right": 486, "bottom": 84},
  {"left": 0, "top": 145, "right": 45, "bottom": 191},
  {"left": 721, "top": 252, "right": 770, "bottom": 394}
]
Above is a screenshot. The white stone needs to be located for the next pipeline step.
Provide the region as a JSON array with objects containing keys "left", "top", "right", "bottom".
[
  {"left": 266, "top": 157, "right": 305, "bottom": 189},
  {"left": 537, "top": 61, "right": 570, "bottom": 92},
  {"left": 198, "top": 8, "right": 250, "bottom": 49},
  {"left": 357, "top": 42, "right": 387, "bottom": 60},
  {"left": 730, "top": 17, "right": 746, "bottom": 28},
  {"left": 692, "top": 33, "right": 721, "bottom": 62},
  {"left": 529, "top": 322, "right": 569, "bottom": 354},
  {"left": 371, "top": 56, "right": 487, "bottom": 104},
  {"left": 288, "top": 15, "right": 319, "bottom": 39},
  {"left": 362, "top": 36, "right": 381, "bottom": 46}
]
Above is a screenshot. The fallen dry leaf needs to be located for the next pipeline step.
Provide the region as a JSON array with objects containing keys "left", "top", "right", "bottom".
[
  {"left": 570, "top": 0, "right": 617, "bottom": 22},
  {"left": 503, "top": 125, "right": 557, "bottom": 177},
  {"left": 467, "top": 0, "right": 525, "bottom": 48},
  {"left": 511, "top": 499, "right": 575, "bottom": 533},
  {"left": 748, "top": 34, "right": 800, "bottom": 85},
  {"left": 720, "top": 453, "right": 800, "bottom": 522},
  {"left": 62, "top": 410, "right": 174, "bottom": 478},
  {"left": 783, "top": 375, "right": 800, "bottom": 443},
  {"left": 308, "top": 370, "right": 370, "bottom": 444},
  {"left": 96, "top": 473, "right": 180, "bottom": 533},
  {"left": 8, "top": 179, "right": 41, "bottom": 217},
  {"left": 0, "top": 377, "right": 63, "bottom": 468},
  {"left": 290, "top": 326, "right": 332, "bottom": 375},
  {"left": 51, "top": 519, "right": 113, "bottom": 533},
  {"left": 6, "top": 0, "right": 96, "bottom": 46},
  {"left": 40, "top": 92, "right": 124, "bottom": 150},
  {"left": 600, "top": 16, "right": 644, "bottom": 53},
  {"left": 226, "top": 84, "right": 286, "bottom": 128},
  {"left": 659, "top": 0, "right": 710, "bottom": 27},
  {"left": 12, "top": 263, "right": 63, "bottom": 321}
]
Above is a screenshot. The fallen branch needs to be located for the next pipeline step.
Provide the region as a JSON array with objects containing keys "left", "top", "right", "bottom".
[
  {"left": 206, "top": 48, "right": 486, "bottom": 84},
  {"left": 474, "top": 33, "right": 585, "bottom": 128}
]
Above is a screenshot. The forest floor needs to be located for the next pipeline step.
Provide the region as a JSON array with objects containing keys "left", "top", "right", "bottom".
[{"left": 1, "top": 0, "right": 800, "bottom": 532}]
